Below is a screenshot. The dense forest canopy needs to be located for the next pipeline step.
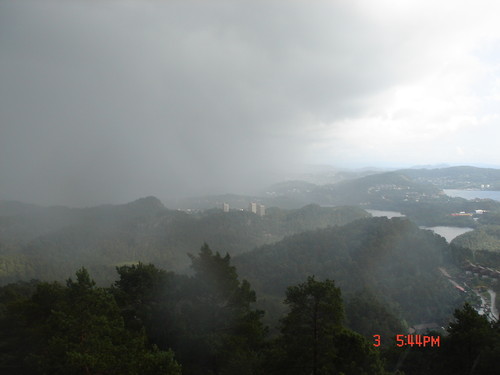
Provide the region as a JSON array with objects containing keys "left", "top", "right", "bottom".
[
  {"left": 235, "top": 217, "right": 463, "bottom": 326},
  {"left": 0, "top": 199, "right": 368, "bottom": 285},
  {"left": 2, "top": 244, "right": 499, "bottom": 374}
]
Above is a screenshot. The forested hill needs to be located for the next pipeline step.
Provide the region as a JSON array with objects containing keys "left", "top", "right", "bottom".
[
  {"left": 398, "top": 165, "right": 500, "bottom": 189},
  {"left": 266, "top": 171, "right": 443, "bottom": 208},
  {"left": 0, "top": 197, "right": 166, "bottom": 243},
  {"left": 0, "top": 198, "right": 368, "bottom": 285},
  {"left": 452, "top": 225, "right": 500, "bottom": 252},
  {"left": 234, "top": 217, "right": 463, "bottom": 326},
  {"left": 176, "top": 171, "right": 443, "bottom": 209},
  {"left": 318, "top": 171, "right": 441, "bottom": 206}
]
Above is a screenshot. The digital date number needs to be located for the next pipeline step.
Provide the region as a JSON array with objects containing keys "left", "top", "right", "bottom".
[{"left": 373, "top": 334, "right": 440, "bottom": 347}]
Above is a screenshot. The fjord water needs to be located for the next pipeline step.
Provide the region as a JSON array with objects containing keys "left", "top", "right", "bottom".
[
  {"left": 419, "top": 226, "right": 474, "bottom": 243},
  {"left": 444, "top": 189, "right": 500, "bottom": 201},
  {"left": 366, "top": 209, "right": 472, "bottom": 243}
]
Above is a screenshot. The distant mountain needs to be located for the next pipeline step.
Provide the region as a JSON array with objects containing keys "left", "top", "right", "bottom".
[
  {"left": 321, "top": 171, "right": 442, "bottom": 205},
  {"left": 398, "top": 166, "right": 500, "bottom": 189},
  {"left": 408, "top": 163, "right": 452, "bottom": 169},
  {"left": 173, "top": 166, "right": 500, "bottom": 212},
  {"left": 240, "top": 171, "right": 441, "bottom": 210},
  {"left": 285, "top": 165, "right": 385, "bottom": 185}
]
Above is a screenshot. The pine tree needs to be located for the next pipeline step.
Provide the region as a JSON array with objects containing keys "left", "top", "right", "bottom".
[
  {"left": 279, "top": 276, "right": 343, "bottom": 374},
  {"left": 14, "top": 268, "right": 181, "bottom": 375},
  {"left": 182, "top": 243, "right": 266, "bottom": 375},
  {"left": 275, "top": 276, "right": 386, "bottom": 375}
]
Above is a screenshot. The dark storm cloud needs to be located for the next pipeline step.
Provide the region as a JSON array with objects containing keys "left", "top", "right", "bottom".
[{"left": 0, "top": 0, "right": 412, "bottom": 206}]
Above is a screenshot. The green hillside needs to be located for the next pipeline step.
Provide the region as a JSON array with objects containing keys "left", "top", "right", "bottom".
[
  {"left": 452, "top": 225, "right": 500, "bottom": 252},
  {"left": 234, "top": 217, "right": 463, "bottom": 326},
  {"left": 0, "top": 199, "right": 368, "bottom": 285}
]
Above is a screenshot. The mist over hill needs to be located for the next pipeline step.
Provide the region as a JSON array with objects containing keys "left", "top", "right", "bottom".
[
  {"left": 0, "top": 197, "right": 368, "bottom": 285},
  {"left": 4, "top": 165, "right": 500, "bottom": 285},
  {"left": 177, "top": 171, "right": 442, "bottom": 210}
]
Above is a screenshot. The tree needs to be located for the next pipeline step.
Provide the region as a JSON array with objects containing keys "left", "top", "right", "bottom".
[
  {"left": 345, "top": 288, "right": 405, "bottom": 343},
  {"left": 10, "top": 268, "right": 181, "bottom": 375},
  {"left": 0, "top": 280, "right": 46, "bottom": 374},
  {"left": 438, "top": 303, "right": 498, "bottom": 375},
  {"left": 113, "top": 262, "right": 176, "bottom": 345},
  {"left": 278, "top": 276, "right": 343, "bottom": 374},
  {"left": 275, "top": 276, "right": 386, "bottom": 375},
  {"left": 112, "top": 247, "right": 267, "bottom": 375},
  {"left": 180, "top": 243, "right": 266, "bottom": 375}
]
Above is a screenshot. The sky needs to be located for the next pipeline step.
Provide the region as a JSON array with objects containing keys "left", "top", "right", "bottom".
[{"left": 2, "top": 0, "right": 500, "bottom": 206}]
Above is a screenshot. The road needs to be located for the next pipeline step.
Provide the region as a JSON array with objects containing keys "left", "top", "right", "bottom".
[
  {"left": 439, "top": 267, "right": 497, "bottom": 321},
  {"left": 487, "top": 289, "right": 499, "bottom": 322}
]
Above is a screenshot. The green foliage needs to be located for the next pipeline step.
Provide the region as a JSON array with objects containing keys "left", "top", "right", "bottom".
[
  {"left": 478, "top": 211, "right": 500, "bottom": 225},
  {"left": 387, "top": 303, "right": 500, "bottom": 375},
  {"left": 345, "top": 288, "right": 405, "bottom": 344},
  {"left": 112, "top": 244, "right": 267, "bottom": 375},
  {"left": 0, "top": 201, "right": 367, "bottom": 285},
  {"left": 440, "top": 303, "right": 497, "bottom": 375},
  {"left": 330, "top": 329, "right": 387, "bottom": 375},
  {"left": 0, "top": 279, "right": 41, "bottom": 374},
  {"left": 0, "top": 268, "right": 181, "bottom": 375},
  {"left": 452, "top": 225, "right": 500, "bottom": 252},
  {"left": 270, "top": 277, "right": 386, "bottom": 375},
  {"left": 180, "top": 244, "right": 266, "bottom": 374},
  {"left": 473, "top": 249, "right": 500, "bottom": 268},
  {"left": 113, "top": 262, "right": 174, "bottom": 335},
  {"left": 448, "top": 243, "right": 474, "bottom": 264},
  {"left": 396, "top": 200, "right": 478, "bottom": 227},
  {"left": 3, "top": 258, "right": 500, "bottom": 375},
  {"left": 235, "top": 217, "right": 463, "bottom": 326},
  {"left": 279, "top": 276, "right": 343, "bottom": 374}
]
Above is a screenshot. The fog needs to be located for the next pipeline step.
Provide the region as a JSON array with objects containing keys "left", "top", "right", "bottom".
[{"left": 2, "top": 0, "right": 500, "bottom": 206}]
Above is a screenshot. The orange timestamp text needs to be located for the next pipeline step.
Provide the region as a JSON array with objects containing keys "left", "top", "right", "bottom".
[{"left": 373, "top": 334, "right": 441, "bottom": 347}]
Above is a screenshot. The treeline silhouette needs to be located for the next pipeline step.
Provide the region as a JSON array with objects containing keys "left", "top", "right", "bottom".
[{"left": 1, "top": 244, "right": 499, "bottom": 374}]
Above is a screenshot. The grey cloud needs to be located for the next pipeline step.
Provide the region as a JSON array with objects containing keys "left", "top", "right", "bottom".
[{"left": 0, "top": 0, "right": 424, "bottom": 206}]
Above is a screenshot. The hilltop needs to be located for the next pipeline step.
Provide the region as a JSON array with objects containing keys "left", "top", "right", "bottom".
[
  {"left": 0, "top": 198, "right": 368, "bottom": 285},
  {"left": 399, "top": 165, "right": 500, "bottom": 190}
]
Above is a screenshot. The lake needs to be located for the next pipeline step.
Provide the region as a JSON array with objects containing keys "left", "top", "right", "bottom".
[
  {"left": 419, "top": 226, "right": 474, "bottom": 243},
  {"left": 444, "top": 189, "right": 500, "bottom": 201},
  {"left": 366, "top": 209, "right": 473, "bottom": 242}
]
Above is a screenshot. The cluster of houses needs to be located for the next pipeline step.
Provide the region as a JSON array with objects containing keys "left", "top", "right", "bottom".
[
  {"left": 463, "top": 260, "right": 500, "bottom": 282},
  {"left": 450, "top": 209, "right": 488, "bottom": 217}
]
